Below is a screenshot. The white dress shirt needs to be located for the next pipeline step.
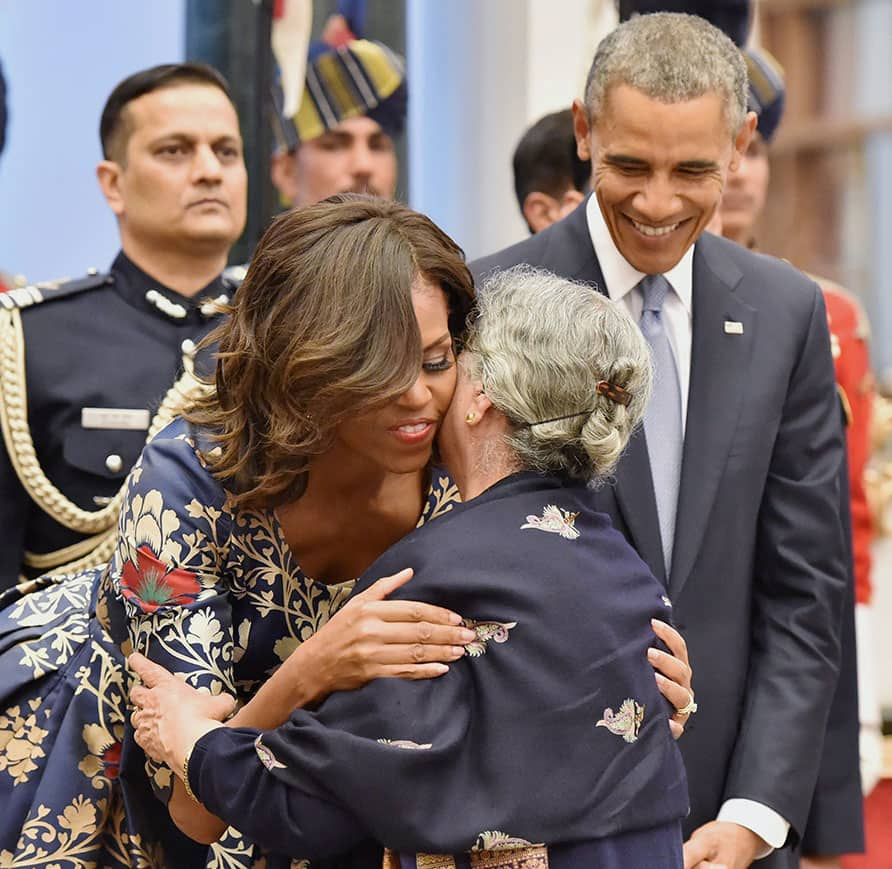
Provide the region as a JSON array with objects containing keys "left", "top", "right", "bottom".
[
  {"left": 585, "top": 196, "right": 693, "bottom": 430},
  {"left": 585, "top": 195, "right": 790, "bottom": 858}
]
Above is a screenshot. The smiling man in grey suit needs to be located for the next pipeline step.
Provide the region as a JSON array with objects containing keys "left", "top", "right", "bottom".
[{"left": 473, "top": 13, "right": 847, "bottom": 869}]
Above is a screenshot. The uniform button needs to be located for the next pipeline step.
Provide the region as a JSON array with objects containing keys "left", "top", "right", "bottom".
[
  {"left": 181, "top": 338, "right": 196, "bottom": 355},
  {"left": 105, "top": 453, "right": 124, "bottom": 473}
]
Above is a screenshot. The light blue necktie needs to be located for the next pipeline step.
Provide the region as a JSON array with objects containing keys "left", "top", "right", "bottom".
[{"left": 638, "top": 274, "right": 683, "bottom": 575}]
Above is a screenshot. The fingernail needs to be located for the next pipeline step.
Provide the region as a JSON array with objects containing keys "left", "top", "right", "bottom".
[
  {"left": 651, "top": 618, "right": 667, "bottom": 629},
  {"left": 452, "top": 646, "right": 466, "bottom": 656},
  {"left": 449, "top": 613, "right": 463, "bottom": 626},
  {"left": 647, "top": 647, "right": 660, "bottom": 661},
  {"left": 460, "top": 630, "right": 476, "bottom": 643},
  {"left": 655, "top": 672, "right": 668, "bottom": 684},
  {"left": 434, "top": 664, "right": 450, "bottom": 675}
]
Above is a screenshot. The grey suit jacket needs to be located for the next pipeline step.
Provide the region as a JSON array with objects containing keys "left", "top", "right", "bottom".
[{"left": 471, "top": 200, "right": 854, "bottom": 865}]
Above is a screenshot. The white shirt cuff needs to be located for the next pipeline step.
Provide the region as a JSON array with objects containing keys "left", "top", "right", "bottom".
[{"left": 717, "top": 799, "right": 790, "bottom": 859}]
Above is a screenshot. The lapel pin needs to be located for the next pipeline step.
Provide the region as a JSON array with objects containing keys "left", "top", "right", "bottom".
[{"left": 724, "top": 320, "right": 744, "bottom": 335}]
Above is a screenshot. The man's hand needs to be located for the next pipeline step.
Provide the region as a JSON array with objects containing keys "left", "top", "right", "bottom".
[{"left": 684, "top": 821, "right": 767, "bottom": 869}]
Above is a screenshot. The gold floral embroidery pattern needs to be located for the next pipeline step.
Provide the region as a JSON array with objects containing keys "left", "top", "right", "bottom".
[
  {"left": 520, "top": 505, "right": 580, "bottom": 540},
  {"left": 403, "top": 835, "right": 547, "bottom": 869},
  {"left": 416, "top": 855, "right": 456, "bottom": 869},
  {"left": 0, "top": 793, "right": 161, "bottom": 868},
  {"left": 207, "top": 826, "right": 262, "bottom": 869},
  {"left": 596, "top": 698, "right": 645, "bottom": 743},
  {"left": 235, "top": 507, "right": 356, "bottom": 672},
  {"left": 74, "top": 633, "right": 127, "bottom": 789},
  {"left": 421, "top": 475, "right": 461, "bottom": 525},
  {"left": 0, "top": 432, "right": 462, "bottom": 868},
  {"left": 469, "top": 847, "right": 548, "bottom": 868},
  {"left": 1, "top": 798, "right": 104, "bottom": 867},
  {"left": 462, "top": 619, "right": 517, "bottom": 657},
  {"left": 102, "top": 788, "right": 165, "bottom": 868},
  {"left": 6, "top": 572, "right": 92, "bottom": 679},
  {"left": 0, "top": 698, "right": 50, "bottom": 784},
  {"left": 111, "top": 472, "right": 239, "bottom": 802}
]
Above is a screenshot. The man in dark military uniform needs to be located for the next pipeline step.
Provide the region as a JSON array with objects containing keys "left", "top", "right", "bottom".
[{"left": 0, "top": 62, "right": 247, "bottom": 588}]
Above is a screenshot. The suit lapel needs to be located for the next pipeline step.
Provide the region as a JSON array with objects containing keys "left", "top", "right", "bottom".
[{"left": 669, "top": 238, "right": 756, "bottom": 598}]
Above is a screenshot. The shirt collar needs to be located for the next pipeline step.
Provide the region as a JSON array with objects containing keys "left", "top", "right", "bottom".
[{"left": 585, "top": 194, "right": 693, "bottom": 313}]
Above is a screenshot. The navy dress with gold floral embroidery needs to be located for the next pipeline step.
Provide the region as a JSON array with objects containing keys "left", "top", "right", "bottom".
[{"left": 0, "top": 417, "right": 458, "bottom": 868}]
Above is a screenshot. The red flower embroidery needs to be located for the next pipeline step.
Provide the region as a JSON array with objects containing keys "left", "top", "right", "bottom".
[
  {"left": 102, "top": 742, "right": 122, "bottom": 780},
  {"left": 120, "top": 545, "right": 202, "bottom": 613}
]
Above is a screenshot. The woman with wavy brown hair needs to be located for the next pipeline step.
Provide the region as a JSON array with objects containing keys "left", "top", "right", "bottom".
[
  {"left": 0, "top": 195, "right": 691, "bottom": 869},
  {"left": 131, "top": 265, "right": 692, "bottom": 868},
  {"left": 0, "top": 195, "right": 480, "bottom": 868}
]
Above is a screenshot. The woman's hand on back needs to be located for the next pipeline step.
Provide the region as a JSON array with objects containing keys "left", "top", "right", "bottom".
[
  {"left": 649, "top": 618, "right": 695, "bottom": 739},
  {"left": 304, "top": 568, "right": 477, "bottom": 696}
]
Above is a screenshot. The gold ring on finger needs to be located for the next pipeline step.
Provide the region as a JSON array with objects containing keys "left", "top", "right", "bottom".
[{"left": 676, "top": 692, "right": 698, "bottom": 716}]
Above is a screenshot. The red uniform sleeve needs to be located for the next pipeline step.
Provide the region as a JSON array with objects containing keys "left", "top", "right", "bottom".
[{"left": 823, "top": 286, "right": 874, "bottom": 603}]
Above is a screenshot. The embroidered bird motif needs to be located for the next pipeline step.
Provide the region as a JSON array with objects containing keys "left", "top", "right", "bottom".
[
  {"left": 376, "top": 738, "right": 433, "bottom": 750},
  {"left": 254, "top": 734, "right": 286, "bottom": 770},
  {"left": 520, "top": 504, "right": 580, "bottom": 539},
  {"left": 462, "top": 618, "right": 517, "bottom": 656},
  {"left": 474, "top": 831, "right": 539, "bottom": 851},
  {"left": 596, "top": 698, "right": 645, "bottom": 743}
]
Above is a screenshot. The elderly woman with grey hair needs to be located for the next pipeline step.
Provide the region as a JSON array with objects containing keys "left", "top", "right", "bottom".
[{"left": 130, "top": 265, "right": 690, "bottom": 868}]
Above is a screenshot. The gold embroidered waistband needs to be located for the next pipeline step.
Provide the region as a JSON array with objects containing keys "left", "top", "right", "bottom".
[
  {"left": 471, "top": 847, "right": 548, "bottom": 869},
  {"left": 382, "top": 848, "right": 549, "bottom": 869}
]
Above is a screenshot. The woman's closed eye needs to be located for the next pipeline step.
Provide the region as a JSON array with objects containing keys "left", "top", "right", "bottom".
[{"left": 422, "top": 355, "right": 454, "bottom": 373}]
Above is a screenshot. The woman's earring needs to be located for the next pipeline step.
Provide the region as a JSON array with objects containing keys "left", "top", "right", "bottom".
[{"left": 465, "top": 411, "right": 476, "bottom": 424}]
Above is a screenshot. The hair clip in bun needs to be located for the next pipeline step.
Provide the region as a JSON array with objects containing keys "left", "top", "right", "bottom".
[{"left": 596, "top": 380, "right": 632, "bottom": 406}]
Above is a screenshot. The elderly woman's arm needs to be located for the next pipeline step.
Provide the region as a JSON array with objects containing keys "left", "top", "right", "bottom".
[
  {"left": 130, "top": 654, "right": 367, "bottom": 855},
  {"left": 137, "top": 570, "right": 476, "bottom": 844}
]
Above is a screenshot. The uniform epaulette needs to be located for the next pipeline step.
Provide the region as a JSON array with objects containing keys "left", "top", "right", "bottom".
[{"left": 0, "top": 270, "right": 113, "bottom": 312}]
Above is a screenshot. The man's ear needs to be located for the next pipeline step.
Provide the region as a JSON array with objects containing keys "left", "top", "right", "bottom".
[
  {"left": 522, "top": 191, "right": 561, "bottom": 234},
  {"left": 96, "top": 161, "right": 125, "bottom": 216},
  {"left": 558, "top": 188, "right": 585, "bottom": 218},
  {"left": 270, "top": 148, "right": 298, "bottom": 205},
  {"left": 572, "top": 98, "right": 593, "bottom": 161},
  {"left": 730, "top": 111, "right": 758, "bottom": 172}
]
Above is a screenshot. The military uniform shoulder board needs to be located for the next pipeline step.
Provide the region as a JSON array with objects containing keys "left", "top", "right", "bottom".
[{"left": 0, "top": 269, "right": 113, "bottom": 312}]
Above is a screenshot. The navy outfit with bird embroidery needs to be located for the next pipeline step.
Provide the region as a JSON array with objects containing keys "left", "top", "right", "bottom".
[{"left": 187, "top": 471, "right": 688, "bottom": 867}]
